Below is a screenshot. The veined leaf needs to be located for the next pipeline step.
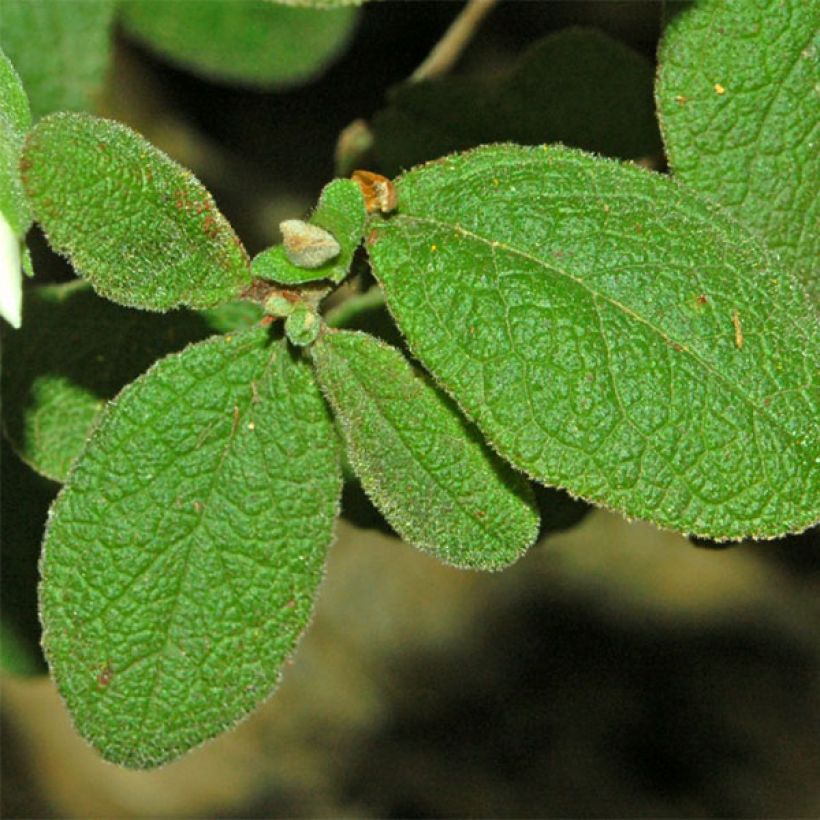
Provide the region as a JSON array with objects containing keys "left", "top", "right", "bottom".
[
  {"left": 21, "top": 113, "right": 251, "bottom": 311},
  {"left": 0, "top": 48, "right": 32, "bottom": 237},
  {"left": 40, "top": 327, "right": 341, "bottom": 767},
  {"left": 312, "top": 329, "right": 539, "bottom": 569},
  {"left": 252, "top": 179, "right": 366, "bottom": 286},
  {"left": 373, "top": 27, "right": 661, "bottom": 176},
  {"left": 119, "top": 0, "right": 357, "bottom": 89},
  {"left": 656, "top": 0, "right": 819, "bottom": 297},
  {"left": 368, "top": 144, "right": 818, "bottom": 540},
  {"left": 0, "top": 0, "right": 115, "bottom": 118},
  {"left": 1, "top": 282, "right": 261, "bottom": 482}
]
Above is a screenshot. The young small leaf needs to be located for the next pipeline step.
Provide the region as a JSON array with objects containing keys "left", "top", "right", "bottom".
[
  {"left": 21, "top": 113, "right": 252, "bottom": 310},
  {"left": 656, "top": 0, "right": 818, "bottom": 297},
  {"left": 285, "top": 303, "right": 321, "bottom": 347},
  {"left": 1, "top": 282, "right": 230, "bottom": 482},
  {"left": 253, "top": 178, "right": 366, "bottom": 285},
  {"left": 368, "top": 144, "right": 819, "bottom": 540},
  {"left": 119, "top": 0, "right": 357, "bottom": 89},
  {"left": 0, "top": 0, "right": 115, "bottom": 119},
  {"left": 40, "top": 327, "right": 341, "bottom": 767},
  {"left": 373, "top": 28, "right": 662, "bottom": 176},
  {"left": 312, "top": 329, "right": 539, "bottom": 569}
]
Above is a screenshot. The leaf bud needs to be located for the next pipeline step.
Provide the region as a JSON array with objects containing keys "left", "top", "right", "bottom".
[
  {"left": 285, "top": 303, "right": 321, "bottom": 347},
  {"left": 280, "top": 219, "right": 340, "bottom": 269}
]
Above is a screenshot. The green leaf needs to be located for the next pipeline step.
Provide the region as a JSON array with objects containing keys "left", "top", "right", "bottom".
[
  {"left": 285, "top": 303, "right": 322, "bottom": 347},
  {"left": 373, "top": 28, "right": 662, "bottom": 176},
  {"left": 119, "top": 0, "right": 357, "bottom": 89},
  {"left": 21, "top": 113, "right": 252, "bottom": 310},
  {"left": 0, "top": 282, "right": 252, "bottom": 482},
  {"left": 0, "top": 48, "right": 32, "bottom": 236},
  {"left": 1, "top": 440, "right": 55, "bottom": 676},
  {"left": 656, "top": 0, "right": 819, "bottom": 298},
  {"left": 0, "top": 0, "right": 115, "bottom": 119},
  {"left": 40, "top": 327, "right": 341, "bottom": 767},
  {"left": 252, "top": 179, "right": 367, "bottom": 286},
  {"left": 368, "top": 144, "right": 819, "bottom": 540},
  {"left": 312, "top": 329, "right": 539, "bottom": 569}
]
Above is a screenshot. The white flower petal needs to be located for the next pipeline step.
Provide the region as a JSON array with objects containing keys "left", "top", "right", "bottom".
[{"left": 0, "top": 211, "right": 23, "bottom": 329}]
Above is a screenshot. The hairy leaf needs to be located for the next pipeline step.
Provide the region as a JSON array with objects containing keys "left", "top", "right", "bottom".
[
  {"left": 253, "top": 179, "right": 366, "bottom": 285},
  {"left": 368, "top": 144, "right": 818, "bottom": 540},
  {"left": 313, "top": 329, "right": 539, "bottom": 569},
  {"left": 373, "top": 28, "right": 662, "bottom": 176},
  {"left": 1, "top": 282, "right": 261, "bottom": 482},
  {"left": 656, "top": 0, "right": 819, "bottom": 297},
  {"left": 119, "top": 0, "right": 357, "bottom": 89},
  {"left": 40, "top": 327, "right": 341, "bottom": 767},
  {"left": 0, "top": 0, "right": 115, "bottom": 119},
  {"left": 0, "top": 49, "right": 32, "bottom": 236},
  {"left": 21, "top": 114, "right": 251, "bottom": 310}
]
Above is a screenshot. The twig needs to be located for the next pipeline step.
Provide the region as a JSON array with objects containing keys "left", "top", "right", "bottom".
[{"left": 410, "top": 0, "right": 499, "bottom": 83}]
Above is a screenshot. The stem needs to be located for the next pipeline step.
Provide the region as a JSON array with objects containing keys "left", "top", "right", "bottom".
[{"left": 410, "top": 0, "right": 499, "bottom": 83}]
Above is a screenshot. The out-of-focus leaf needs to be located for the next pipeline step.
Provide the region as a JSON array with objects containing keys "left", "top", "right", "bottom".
[
  {"left": 1, "top": 440, "right": 56, "bottom": 676},
  {"left": 373, "top": 27, "right": 662, "bottom": 176},
  {"left": 326, "top": 286, "right": 405, "bottom": 350},
  {"left": 0, "top": 0, "right": 115, "bottom": 118},
  {"left": 2, "top": 282, "right": 222, "bottom": 481},
  {"left": 119, "top": 0, "right": 358, "bottom": 89},
  {"left": 270, "top": 0, "right": 368, "bottom": 7}
]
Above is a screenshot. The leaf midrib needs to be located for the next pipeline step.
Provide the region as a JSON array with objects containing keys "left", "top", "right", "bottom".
[
  {"left": 70, "top": 338, "right": 272, "bottom": 732},
  {"left": 394, "top": 212, "right": 808, "bottom": 453},
  {"left": 322, "top": 337, "right": 513, "bottom": 547}
]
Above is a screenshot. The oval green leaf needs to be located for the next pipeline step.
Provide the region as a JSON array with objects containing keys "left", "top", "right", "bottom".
[
  {"left": 312, "top": 329, "right": 539, "bottom": 569},
  {"left": 21, "top": 113, "right": 252, "bottom": 311},
  {"left": 40, "top": 327, "right": 341, "bottom": 767},
  {"left": 656, "top": 0, "right": 819, "bottom": 298},
  {"left": 119, "top": 0, "right": 357, "bottom": 89},
  {"left": 368, "top": 144, "right": 819, "bottom": 540},
  {"left": 253, "top": 179, "right": 366, "bottom": 286}
]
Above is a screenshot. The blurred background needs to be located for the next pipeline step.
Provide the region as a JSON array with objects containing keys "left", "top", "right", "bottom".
[{"left": 3, "top": 1, "right": 819, "bottom": 816}]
